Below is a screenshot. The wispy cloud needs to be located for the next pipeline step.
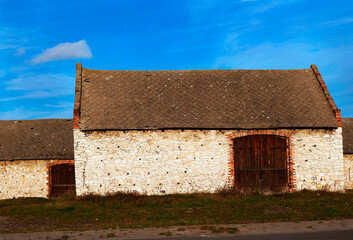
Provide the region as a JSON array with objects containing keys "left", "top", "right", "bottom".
[
  {"left": 0, "top": 70, "right": 5, "bottom": 78},
  {"left": 44, "top": 101, "right": 73, "bottom": 108},
  {"left": 1, "top": 91, "right": 61, "bottom": 102},
  {"left": 30, "top": 40, "right": 92, "bottom": 64},
  {"left": 9, "top": 65, "right": 30, "bottom": 72},
  {"left": 214, "top": 42, "right": 353, "bottom": 116},
  {"left": 214, "top": 42, "right": 353, "bottom": 70},
  {"left": 0, "top": 27, "right": 33, "bottom": 51},
  {"left": 15, "top": 47, "right": 26, "bottom": 56},
  {"left": 5, "top": 73, "right": 73, "bottom": 91},
  {"left": 0, "top": 107, "right": 37, "bottom": 120},
  {"left": 0, "top": 106, "right": 73, "bottom": 120},
  {"left": 1, "top": 73, "right": 74, "bottom": 101},
  {"left": 320, "top": 17, "right": 353, "bottom": 27},
  {"left": 255, "top": 1, "right": 281, "bottom": 12},
  {"left": 0, "top": 43, "right": 17, "bottom": 50},
  {"left": 254, "top": 0, "right": 301, "bottom": 13}
]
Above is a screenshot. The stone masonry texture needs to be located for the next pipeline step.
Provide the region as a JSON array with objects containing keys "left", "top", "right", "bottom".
[
  {"left": 344, "top": 154, "right": 353, "bottom": 189},
  {"left": 74, "top": 128, "right": 345, "bottom": 196},
  {"left": 0, "top": 160, "right": 55, "bottom": 199},
  {"left": 293, "top": 128, "right": 344, "bottom": 191}
]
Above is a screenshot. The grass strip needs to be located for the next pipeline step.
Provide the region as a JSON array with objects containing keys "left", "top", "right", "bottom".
[{"left": 0, "top": 190, "right": 352, "bottom": 233}]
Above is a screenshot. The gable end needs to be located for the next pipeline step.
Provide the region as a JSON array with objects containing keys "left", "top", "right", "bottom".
[{"left": 311, "top": 64, "right": 341, "bottom": 127}]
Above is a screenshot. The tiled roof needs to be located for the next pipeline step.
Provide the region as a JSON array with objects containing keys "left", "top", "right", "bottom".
[
  {"left": 76, "top": 66, "right": 338, "bottom": 130},
  {"left": 343, "top": 118, "right": 353, "bottom": 154},
  {"left": 0, "top": 119, "right": 74, "bottom": 160}
]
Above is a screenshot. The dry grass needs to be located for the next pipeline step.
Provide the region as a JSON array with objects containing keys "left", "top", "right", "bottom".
[{"left": 0, "top": 190, "right": 353, "bottom": 233}]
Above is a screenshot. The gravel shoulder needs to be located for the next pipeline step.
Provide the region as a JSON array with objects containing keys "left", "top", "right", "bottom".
[{"left": 1, "top": 219, "right": 353, "bottom": 240}]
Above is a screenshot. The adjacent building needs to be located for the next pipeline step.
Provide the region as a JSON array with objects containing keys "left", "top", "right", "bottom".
[
  {"left": 0, "top": 119, "right": 74, "bottom": 199},
  {"left": 343, "top": 118, "right": 353, "bottom": 189}
]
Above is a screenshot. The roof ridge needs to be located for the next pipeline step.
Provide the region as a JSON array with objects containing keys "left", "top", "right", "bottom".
[{"left": 81, "top": 67, "right": 311, "bottom": 72}]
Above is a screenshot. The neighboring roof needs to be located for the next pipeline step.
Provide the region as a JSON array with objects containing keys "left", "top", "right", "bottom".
[
  {"left": 75, "top": 65, "right": 339, "bottom": 130},
  {"left": 0, "top": 119, "right": 74, "bottom": 161},
  {"left": 343, "top": 118, "right": 353, "bottom": 154}
]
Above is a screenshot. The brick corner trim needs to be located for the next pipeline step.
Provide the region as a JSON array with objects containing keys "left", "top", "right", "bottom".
[
  {"left": 311, "top": 64, "right": 342, "bottom": 127},
  {"left": 73, "top": 63, "right": 82, "bottom": 129},
  {"left": 226, "top": 129, "right": 297, "bottom": 193}
]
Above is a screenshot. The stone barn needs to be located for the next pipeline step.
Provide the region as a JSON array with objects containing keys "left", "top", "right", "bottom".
[
  {"left": 0, "top": 119, "right": 74, "bottom": 199},
  {"left": 73, "top": 63, "right": 345, "bottom": 196},
  {"left": 343, "top": 118, "right": 353, "bottom": 189}
]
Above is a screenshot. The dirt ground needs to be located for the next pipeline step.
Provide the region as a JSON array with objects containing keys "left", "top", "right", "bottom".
[{"left": 1, "top": 219, "right": 353, "bottom": 240}]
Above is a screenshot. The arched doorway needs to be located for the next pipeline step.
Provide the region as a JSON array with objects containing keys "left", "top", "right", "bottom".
[
  {"left": 233, "top": 135, "right": 288, "bottom": 193},
  {"left": 49, "top": 163, "right": 76, "bottom": 198}
]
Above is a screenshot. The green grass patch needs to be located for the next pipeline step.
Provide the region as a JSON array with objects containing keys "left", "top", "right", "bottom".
[
  {"left": 0, "top": 190, "right": 353, "bottom": 233},
  {"left": 201, "top": 225, "right": 239, "bottom": 234},
  {"left": 159, "top": 231, "right": 172, "bottom": 236},
  {"left": 106, "top": 232, "right": 117, "bottom": 238}
]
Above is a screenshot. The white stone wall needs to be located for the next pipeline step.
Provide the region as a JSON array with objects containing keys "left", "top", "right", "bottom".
[
  {"left": 74, "top": 130, "right": 230, "bottom": 195},
  {"left": 74, "top": 128, "right": 345, "bottom": 196},
  {"left": 344, "top": 154, "right": 353, "bottom": 189},
  {"left": 0, "top": 160, "right": 55, "bottom": 199},
  {"left": 293, "top": 128, "right": 344, "bottom": 191}
]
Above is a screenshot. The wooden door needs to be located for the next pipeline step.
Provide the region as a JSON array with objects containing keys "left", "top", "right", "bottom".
[
  {"left": 233, "top": 135, "right": 288, "bottom": 193},
  {"left": 50, "top": 164, "right": 76, "bottom": 198}
]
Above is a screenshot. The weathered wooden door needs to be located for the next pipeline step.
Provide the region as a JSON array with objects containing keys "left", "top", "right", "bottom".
[
  {"left": 50, "top": 164, "right": 76, "bottom": 198},
  {"left": 233, "top": 135, "right": 288, "bottom": 193}
]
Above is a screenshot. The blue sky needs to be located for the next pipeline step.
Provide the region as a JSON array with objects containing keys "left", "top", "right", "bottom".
[{"left": 0, "top": 0, "right": 352, "bottom": 119}]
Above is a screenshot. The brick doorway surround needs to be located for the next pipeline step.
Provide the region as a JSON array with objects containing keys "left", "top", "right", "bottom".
[
  {"left": 226, "top": 130, "right": 296, "bottom": 192},
  {"left": 47, "top": 160, "right": 75, "bottom": 198}
]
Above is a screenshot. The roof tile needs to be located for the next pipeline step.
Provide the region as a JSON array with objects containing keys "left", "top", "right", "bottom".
[
  {"left": 0, "top": 119, "right": 74, "bottom": 160},
  {"left": 343, "top": 118, "right": 353, "bottom": 154},
  {"left": 78, "top": 68, "right": 338, "bottom": 130}
]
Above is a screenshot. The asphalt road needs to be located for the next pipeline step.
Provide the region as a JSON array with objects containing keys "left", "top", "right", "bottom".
[{"left": 146, "top": 230, "right": 353, "bottom": 240}]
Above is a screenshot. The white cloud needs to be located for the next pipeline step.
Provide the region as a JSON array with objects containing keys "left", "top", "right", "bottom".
[
  {"left": 30, "top": 40, "right": 92, "bottom": 64},
  {"left": 15, "top": 48, "right": 26, "bottom": 56},
  {"left": 1, "top": 73, "right": 74, "bottom": 101}
]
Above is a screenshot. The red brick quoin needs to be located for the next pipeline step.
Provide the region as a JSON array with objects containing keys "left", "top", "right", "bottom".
[
  {"left": 226, "top": 130, "right": 296, "bottom": 192},
  {"left": 46, "top": 160, "right": 75, "bottom": 198},
  {"left": 73, "top": 63, "right": 82, "bottom": 129}
]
